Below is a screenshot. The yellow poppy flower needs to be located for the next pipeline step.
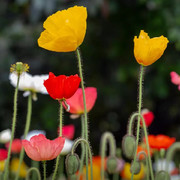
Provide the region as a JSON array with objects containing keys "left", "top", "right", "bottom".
[
  {"left": 10, "top": 158, "right": 28, "bottom": 178},
  {"left": 38, "top": 6, "right": 87, "bottom": 52},
  {"left": 134, "top": 30, "right": 169, "bottom": 66},
  {"left": 0, "top": 160, "right": 5, "bottom": 172},
  {"left": 121, "top": 162, "right": 145, "bottom": 180}
]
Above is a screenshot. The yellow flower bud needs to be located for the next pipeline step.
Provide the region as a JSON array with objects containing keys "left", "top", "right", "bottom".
[{"left": 134, "top": 30, "right": 169, "bottom": 66}]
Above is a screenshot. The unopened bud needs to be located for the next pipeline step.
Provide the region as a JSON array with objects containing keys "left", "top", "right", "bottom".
[
  {"left": 106, "top": 156, "right": 118, "bottom": 174},
  {"left": 155, "top": 171, "right": 170, "bottom": 180},
  {"left": 10, "top": 62, "right": 29, "bottom": 76},
  {"left": 65, "top": 153, "right": 80, "bottom": 175},
  {"left": 122, "top": 135, "right": 136, "bottom": 159},
  {"left": 130, "top": 160, "right": 141, "bottom": 174}
]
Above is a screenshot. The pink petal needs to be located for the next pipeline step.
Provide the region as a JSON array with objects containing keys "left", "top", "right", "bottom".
[
  {"left": 22, "top": 140, "right": 41, "bottom": 161},
  {"left": 62, "top": 125, "right": 75, "bottom": 139},
  {"left": 170, "top": 72, "right": 180, "bottom": 85}
]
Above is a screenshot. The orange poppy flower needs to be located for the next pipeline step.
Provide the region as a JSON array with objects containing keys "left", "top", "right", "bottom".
[
  {"left": 137, "top": 145, "right": 153, "bottom": 160},
  {"left": 38, "top": 6, "right": 87, "bottom": 52},
  {"left": 134, "top": 30, "right": 169, "bottom": 66},
  {"left": 145, "top": 135, "right": 175, "bottom": 150}
]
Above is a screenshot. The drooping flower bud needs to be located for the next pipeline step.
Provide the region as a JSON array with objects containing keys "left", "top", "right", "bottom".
[
  {"left": 122, "top": 135, "right": 136, "bottom": 159},
  {"left": 130, "top": 160, "right": 141, "bottom": 174},
  {"left": 65, "top": 153, "right": 80, "bottom": 175},
  {"left": 10, "top": 62, "right": 29, "bottom": 76},
  {"left": 155, "top": 171, "right": 170, "bottom": 180},
  {"left": 106, "top": 156, "right": 118, "bottom": 174}
]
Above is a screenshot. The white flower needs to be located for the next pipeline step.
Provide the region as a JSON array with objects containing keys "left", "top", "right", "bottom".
[
  {"left": 61, "top": 139, "right": 74, "bottom": 155},
  {"left": 9, "top": 72, "right": 48, "bottom": 100},
  {"left": 0, "top": 129, "right": 11, "bottom": 143},
  {"left": 21, "top": 130, "right": 46, "bottom": 141},
  {"left": 153, "top": 159, "right": 175, "bottom": 173}
]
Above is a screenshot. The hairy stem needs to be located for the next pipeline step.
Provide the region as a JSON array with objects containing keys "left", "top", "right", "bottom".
[{"left": 26, "top": 167, "right": 41, "bottom": 180}]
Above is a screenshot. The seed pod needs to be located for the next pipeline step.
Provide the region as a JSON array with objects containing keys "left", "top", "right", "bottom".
[
  {"left": 122, "top": 135, "right": 136, "bottom": 159},
  {"left": 65, "top": 153, "right": 80, "bottom": 175},
  {"left": 106, "top": 156, "right": 118, "bottom": 174},
  {"left": 155, "top": 171, "right": 170, "bottom": 180},
  {"left": 130, "top": 160, "right": 141, "bottom": 174}
]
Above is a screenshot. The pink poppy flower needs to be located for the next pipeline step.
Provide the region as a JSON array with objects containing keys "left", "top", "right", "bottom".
[
  {"left": 22, "top": 134, "right": 65, "bottom": 161},
  {"left": 57, "top": 125, "right": 75, "bottom": 140},
  {"left": 0, "top": 149, "right": 8, "bottom": 160},
  {"left": 170, "top": 71, "right": 180, "bottom": 90},
  {"left": 5, "top": 139, "right": 22, "bottom": 153},
  {"left": 64, "top": 87, "right": 97, "bottom": 118},
  {"left": 140, "top": 109, "right": 154, "bottom": 127}
]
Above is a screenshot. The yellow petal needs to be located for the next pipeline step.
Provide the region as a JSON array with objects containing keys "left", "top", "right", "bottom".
[
  {"left": 134, "top": 30, "right": 169, "bottom": 66},
  {"left": 38, "top": 6, "right": 87, "bottom": 52}
]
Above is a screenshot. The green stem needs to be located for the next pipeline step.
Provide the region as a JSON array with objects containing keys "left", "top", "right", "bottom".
[
  {"left": 129, "top": 112, "right": 154, "bottom": 179},
  {"left": 75, "top": 48, "right": 89, "bottom": 179},
  {"left": 78, "top": 115, "right": 85, "bottom": 179},
  {"left": 26, "top": 167, "right": 41, "bottom": 180},
  {"left": 58, "top": 156, "right": 64, "bottom": 178},
  {"left": 131, "top": 65, "right": 144, "bottom": 180},
  {"left": 31, "top": 161, "right": 40, "bottom": 180},
  {"left": 43, "top": 161, "right": 46, "bottom": 180},
  {"left": 52, "top": 100, "right": 63, "bottom": 180},
  {"left": 113, "top": 173, "right": 119, "bottom": 180},
  {"left": 100, "top": 132, "right": 116, "bottom": 180},
  {"left": 137, "top": 151, "right": 149, "bottom": 180},
  {"left": 15, "top": 93, "right": 32, "bottom": 180},
  {"left": 3, "top": 75, "right": 20, "bottom": 180},
  {"left": 71, "top": 138, "right": 93, "bottom": 180}
]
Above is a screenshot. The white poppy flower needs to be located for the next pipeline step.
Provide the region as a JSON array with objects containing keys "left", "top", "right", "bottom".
[
  {"left": 61, "top": 139, "right": 74, "bottom": 155},
  {"left": 153, "top": 159, "right": 175, "bottom": 173},
  {"left": 9, "top": 72, "right": 48, "bottom": 100},
  {"left": 21, "top": 130, "right": 46, "bottom": 141},
  {"left": 0, "top": 129, "right": 11, "bottom": 143}
]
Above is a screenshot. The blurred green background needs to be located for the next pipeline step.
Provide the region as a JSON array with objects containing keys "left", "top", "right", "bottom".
[{"left": 0, "top": 0, "right": 180, "bottom": 157}]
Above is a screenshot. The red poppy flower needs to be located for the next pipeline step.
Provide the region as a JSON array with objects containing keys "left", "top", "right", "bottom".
[
  {"left": 145, "top": 135, "right": 175, "bottom": 150},
  {"left": 22, "top": 134, "right": 65, "bottom": 161},
  {"left": 57, "top": 124, "right": 75, "bottom": 139},
  {"left": 140, "top": 109, "right": 154, "bottom": 127},
  {"left": 64, "top": 87, "right": 97, "bottom": 118},
  {"left": 0, "top": 149, "right": 8, "bottom": 160},
  {"left": 5, "top": 139, "right": 22, "bottom": 153},
  {"left": 44, "top": 72, "right": 81, "bottom": 100}
]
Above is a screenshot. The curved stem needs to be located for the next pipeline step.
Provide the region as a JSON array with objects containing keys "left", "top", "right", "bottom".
[
  {"left": 78, "top": 115, "right": 85, "bottom": 179},
  {"left": 129, "top": 112, "right": 154, "bottom": 180},
  {"left": 165, "top": 142, "right": 180, "bottom": 171},
  {"left": 15, "top": 93, "right": 32, "bottom": 180},
  {"left": 52, "top": 100, "right": 64, "bottom": 180},
  {"left": 137, "top": 151, "right": 149, "bottom": 180},
  {"left": 100, "top": 132, "right": 116, "bottom": 180},
  {"left": 43, "top": 161, "right": 46, "bottom": 180},
  {"left": 75, "top": 48, "right": 89, "bottom": 179},
  {"left": 3, "top": 75, "right": 20, "bottom": 180},
  {"left": 26, "top": 167, "right": 41, "bottom": 180},
  {"left": 71, "top": 138, "right": 93, "bottom": 180}
]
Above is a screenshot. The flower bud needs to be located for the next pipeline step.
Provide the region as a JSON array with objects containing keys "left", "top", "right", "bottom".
[
  {"left": 10, "top": 62, "right": 29, "bottom": 76},
  {"left": 122, "top": 135, "right": 136, "bottom": 159},
  {"left": 65, "top": 153, "right": 80, "bottom": 175},
  {"left": 106, "top": 156, "right": 118, "bottom": 174},
  {"left": 155, "top": 171, "right": 170, "bottom": 180},
  {"left": 130, "top": 160, "right": 141, "bottom": 174}
]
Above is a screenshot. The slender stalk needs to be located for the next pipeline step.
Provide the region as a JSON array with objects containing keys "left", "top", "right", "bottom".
[
  {"left": 31, "top": 161, "right": 40, "bottom": 180},
  {"left": 100, "top": 132, "right": 116, "bottom": 180},
  {"left": 3, "top": 75, "right": 20, "bottom": 180},
  {"left": 131, "top": 65, "right": 144, "bottom": 180},
  {"left": 43, "top": 161, "right": 46, "bottom": 180},
  {"left": 52, "top": 100, "right": 63, "bottom": 180},
  {"left": 57, "top": 156, "right": 64, "bottom": 178},
  {"left": 75, "top": 48, "right": 89, "bottom": 179},
  {"left": 78, "top": 115, "right": 85, "bottom": 179},
  {"left": 15, "top": 93, "right": 32, "bottom": 180},
  {"left": 71, "top": 138, "right": 93, "bottom": 180},
  {"left": 26, "top": 167, "right": 41, "bottom": 180}
]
